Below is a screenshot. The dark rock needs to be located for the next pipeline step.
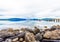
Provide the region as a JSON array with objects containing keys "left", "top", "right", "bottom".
[
  {"left": 25, "top": 28, "right": 34, "bottom": 33},
  {"left": 17, "top": 32, "right": 25, "bottom": 38},
  {"left": 0, "top": 38, "right": 3, "bottom": 42},
  {"left": 35, "top": 33, "right": 42, "bottom": 41},
  {"left": 34, "top": 26, "right": 40, "bottom": 34}
]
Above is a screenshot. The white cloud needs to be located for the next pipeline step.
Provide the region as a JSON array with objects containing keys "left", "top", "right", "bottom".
[{"left": 0, "top": 0, "right": 60, "bottom": 17}]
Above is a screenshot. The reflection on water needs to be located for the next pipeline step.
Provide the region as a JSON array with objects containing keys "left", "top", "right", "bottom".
[{"left": 0, "top": 21, "right": 60, "bottom": 30}]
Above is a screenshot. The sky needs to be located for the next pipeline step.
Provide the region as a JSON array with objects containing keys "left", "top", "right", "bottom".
[{"left": 0, "top": 0, "right": 60, "bottom": 18}]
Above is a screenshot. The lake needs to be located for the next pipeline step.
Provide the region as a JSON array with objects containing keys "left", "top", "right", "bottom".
[{"left": 0, "top": 21, "right": 60, "bottom": 30}]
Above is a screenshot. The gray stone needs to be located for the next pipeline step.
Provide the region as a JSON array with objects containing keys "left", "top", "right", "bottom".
[
  {"left": 5, "top": 39, "right": 12, "bottom": 42},
  {"left": 35, "top": 33, "right": 42, "bottom": 41}
]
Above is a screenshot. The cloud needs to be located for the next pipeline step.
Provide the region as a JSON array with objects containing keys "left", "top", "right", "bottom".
[{"left": 0, "top": 0, "right": 60, "bottom": 17}]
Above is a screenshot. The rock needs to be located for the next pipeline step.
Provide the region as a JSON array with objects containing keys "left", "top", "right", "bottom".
[
  {"left": 56, "top": 25, "right": 60, "bottom": 29},
  {"left": 7, "top": 28, "right": 14, "bottom": 32},
  {"left": 17, "top": 32, "right": 25, "bottom": 38},
  {"left": 12, "top": 37, "right": 18, "bottom": 42},
  {"left": 19, "top": 38, "right": 23, "bottom": 41},
  {"left": 23, "top": 41, "right": 26, "bottom": 42},
  {"left": 36, "top": 41, "right": 40, "bottom": 42},
  {"left": 25, "top": 28, "right": 34, "bottom": 33},
  {"left": 0, "top": 31, "right": 15, "bottom": 39},
  {"left": 0, "top": 38, "right": 3, "bottom": 42},
  {"left": 5, "top": 39, "right": 12, "bottom": 42},
  {"left": 0, "top": 27, "right": 42, "bottom": 42},
  {"left": 50, "top": 30, "right": 60, "bottom": 39},
  {"left": 50, "top": 25, "right": 57, "bottom": 31},
  {"left": 14, "top": 29, "right": 20, "bottom": 32},
  {"left": 51, "top": 25, "right": 60, "bottom": 30},
  {"left": 25, "top": 32, "right": 36, "bottom": 42},
  {"left": 34, "top": 26, "right": 40, "bottom": 34},
  {"left": 9, "top": 36, "right": 18, "bottom": 39},
  {"left": 20, "top": 28, "right": 26, "bottom": 32},
  {"left": 43, "top": 29, "right": 60, "bottom": 40},
  {"left": 43, "top": 31, "right": 52, "bottom": 39},
  {"left": 35, "top": 33, "right": 42, "bottom": 41},
  {"left": 44, "top": 26, "right": 48, "bottom": 28}
]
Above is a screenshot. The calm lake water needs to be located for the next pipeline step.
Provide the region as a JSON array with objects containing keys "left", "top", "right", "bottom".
[{"left": 0, "top": 21, "right": 60, "bottom": 30}]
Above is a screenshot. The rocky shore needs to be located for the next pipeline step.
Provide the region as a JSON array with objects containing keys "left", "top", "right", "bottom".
[{"left": 0, "top": 25, "right": 60, "bottom": 42}]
